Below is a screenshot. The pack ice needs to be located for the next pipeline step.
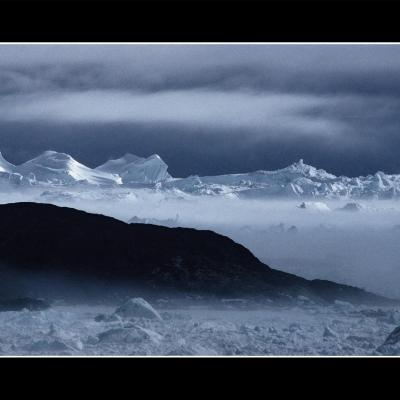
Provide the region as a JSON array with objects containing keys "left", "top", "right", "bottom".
[{"left": 1, "top": 300, "right": 400, "bottom": 355}]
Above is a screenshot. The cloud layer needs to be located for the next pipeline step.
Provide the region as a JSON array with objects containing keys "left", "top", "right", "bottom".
[{"left": 0, "top": 44, "right": 400, "bottom": 177}]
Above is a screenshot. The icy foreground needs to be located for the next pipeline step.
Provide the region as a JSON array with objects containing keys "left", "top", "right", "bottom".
[
  {"left": 3, "top": 150, "right": 400, "bottom": 199},
  {"left": 1, "top": 301, "right": 400, "bottom": 356}
]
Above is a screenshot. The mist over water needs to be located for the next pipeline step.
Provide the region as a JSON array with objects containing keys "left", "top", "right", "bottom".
[{"left": 1, "top": 187, "right": 400, "bottom": 299}]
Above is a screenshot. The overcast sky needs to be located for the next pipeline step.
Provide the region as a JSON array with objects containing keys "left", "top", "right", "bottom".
[{"left": 1, "top": 44, "right": 400, "bottom": 177}]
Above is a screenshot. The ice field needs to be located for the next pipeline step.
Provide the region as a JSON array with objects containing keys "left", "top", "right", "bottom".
[{"left": 1, "top": 300, "right": 399, "bottom": 356}]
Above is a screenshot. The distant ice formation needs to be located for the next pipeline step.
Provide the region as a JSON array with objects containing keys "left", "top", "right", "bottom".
[
  {"left": 298, "top": 201, "right": 331, "bottom": 212},
  {"left": 96, "top": 153, "right": 171, "bottom": 185},
  {"left": 336, "top": 202, "right": 364, "bottom": 212},
  {"left": 2, "top": 151, "right": 400, "bottom": 199},
  {"left": 16, "top": 151, "right": 121, "bottom": 186},
  {"left": 129, "top": 214, "right": 180, "bottom": 228}
]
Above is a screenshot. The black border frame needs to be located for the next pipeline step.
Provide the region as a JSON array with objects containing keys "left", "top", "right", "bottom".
[
  {"left": 1, "top": 0, "right": 400, "bottom": 42},
  {"left": 0, "top": 0, "right": 399, "bottom": 388}
]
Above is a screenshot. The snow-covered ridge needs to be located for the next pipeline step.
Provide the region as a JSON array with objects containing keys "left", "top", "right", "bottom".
[
  {"left": 0, "top": 150, "right": 169, "bottom": 187},
  {"left": 2, "top": 151, "right": 400, "bottom": 199},
  {"left": 0, "top": 151, "right": 15, "bottom": 173},
  {"left": 96, "top": 153, "right": 171, "bottom": 185},
  {"left": 17, "top": 151, "right": 122, "bottom": 186},
  {"left": 163, "top": 159, "right": 400, "bottom": 199}
]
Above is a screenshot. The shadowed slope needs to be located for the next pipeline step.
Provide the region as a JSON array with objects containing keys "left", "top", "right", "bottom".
[{"left": 0, "top": 202, "right": 394, "bottom": 305}]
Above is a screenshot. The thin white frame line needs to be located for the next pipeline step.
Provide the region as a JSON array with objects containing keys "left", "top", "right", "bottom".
[
  {"left": 0, "top": 42, "right": 400, "bottom": 45},
  {"left": 0, "top": 39, "right": 398, "bottom": 359}
]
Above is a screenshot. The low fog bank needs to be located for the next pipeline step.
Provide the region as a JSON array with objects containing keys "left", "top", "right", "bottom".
[
  {"left": 1, "top": 187, "right": 400, "bottom": 299},
  {"left": 0, "top": 265, "right": 211, "bottom": 306}
]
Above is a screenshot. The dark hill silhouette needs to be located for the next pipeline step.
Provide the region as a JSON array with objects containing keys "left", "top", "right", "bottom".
[{"left": 0, "top": 202, "right": 394, "bottom": 305}]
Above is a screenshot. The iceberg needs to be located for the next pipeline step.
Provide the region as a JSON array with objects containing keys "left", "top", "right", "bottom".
[{"left": 96, "top": 153, "right": 171, "bottom": 185}]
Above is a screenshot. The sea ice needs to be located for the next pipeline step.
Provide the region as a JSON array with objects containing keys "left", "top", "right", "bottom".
[
  {"left": 298, "top": 202, "right": 331, "bottom": 212},
  {"left": 114, "top": 298, "right": 163, "bottom": 321},
  {"left": 0, "top": 302, "right": 398, "bottom": 355}
]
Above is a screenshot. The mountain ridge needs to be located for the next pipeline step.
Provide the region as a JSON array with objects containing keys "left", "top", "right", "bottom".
[
  {"left": 16, "top": 150, "right": 121, "bottom": 186},
  {"left": 1, "top": 150, "right": 400, "bottom": 198},
  {"left": 96, "top": 153, "right": 171, "bottom": 184}
]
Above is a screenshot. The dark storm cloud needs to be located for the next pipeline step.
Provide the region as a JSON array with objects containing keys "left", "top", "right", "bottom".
[
  {"left": 1, "top": 44, "right": 400, "bottom": 176},
  {"left": 0, "top": 44, "right": 400, "bottom": 97},
  {"left": 0, "top": 120, "right": 394, "bottom": 178}
]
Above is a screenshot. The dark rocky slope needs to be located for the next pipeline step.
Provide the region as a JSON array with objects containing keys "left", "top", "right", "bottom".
[{"left": 0, "top": 202, "right": 394, "bottom": 305}]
